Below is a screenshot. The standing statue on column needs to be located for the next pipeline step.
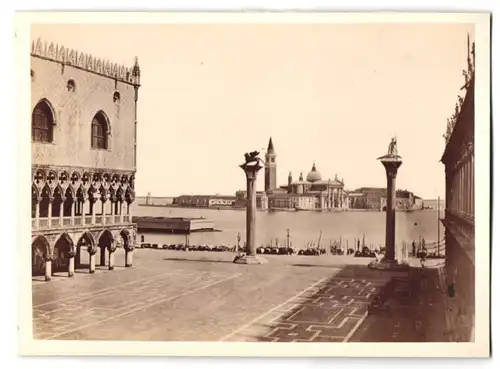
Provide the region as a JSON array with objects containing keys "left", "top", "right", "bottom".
[
  {"left": 371, "top": 136, "right": 407, "bottom": 271},
  {"left": 387, "top": 137, "right": 398, "bottom": 157}
]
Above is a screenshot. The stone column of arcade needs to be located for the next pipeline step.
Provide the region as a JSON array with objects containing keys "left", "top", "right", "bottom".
[
  {"left": 88, "top": 247, "right": 96, "bottom": 273},
  {"left": 125, "top": 247, "right": 134, "bottom": 267},
  {"left": 369, "top": 137, "right": 409, "bottom": 270},
  {"left": 44, "top": 254, "right": 52, "bottom": 282},
  {"left": 108, "top": 241, "right": 116, "bottom": 271},
  {"left": 234, "top": 152, "right": 268, "bottom": 265},
  {"left": 125, "top": 232, "right": 134, "bottom": 267},
  {"left": 68, "top": 248, "right": 75, "bottom": 277}
]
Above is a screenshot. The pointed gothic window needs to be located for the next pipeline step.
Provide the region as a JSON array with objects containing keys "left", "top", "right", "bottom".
[
  {"left": 31, "top": 100, "right": 54, "bottom": 143},
  {"left": 91, "top": 111, "right": 109, "bottom": 150}
]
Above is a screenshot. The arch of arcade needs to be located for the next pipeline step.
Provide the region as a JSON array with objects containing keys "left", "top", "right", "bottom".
[{"left": 31, "top": 168, "right": 137, "bottom": 281}]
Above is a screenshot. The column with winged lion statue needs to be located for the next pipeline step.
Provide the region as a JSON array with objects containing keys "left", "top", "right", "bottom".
[{"left": 234, "top": 151, "right": 268, "bottom": 264}]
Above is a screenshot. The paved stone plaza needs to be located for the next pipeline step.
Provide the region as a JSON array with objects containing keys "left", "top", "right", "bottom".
[{"left": 33, "top": 249, "right": 451, "bottom": 342}]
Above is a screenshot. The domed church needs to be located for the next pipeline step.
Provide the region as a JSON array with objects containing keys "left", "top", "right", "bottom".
[{"left": 262, "top": 137, "right": 349, "bottom": 211}]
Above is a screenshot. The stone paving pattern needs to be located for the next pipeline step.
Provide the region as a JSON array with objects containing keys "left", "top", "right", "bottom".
[
  {"left": 349, "top": 268, "right": 453, "bottom": 342},
  {"left": 226, "top": 267, "right": 397, "bottom": 342},
  {"left": 33, "top": 250, "right": 345, "bottom": 340},
  {"left": 32, "top": 249, "right": 459, "bottom": 342}
]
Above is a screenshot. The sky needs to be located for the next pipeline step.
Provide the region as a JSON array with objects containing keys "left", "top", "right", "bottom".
[{"left": 32, "top": 22, "right": 474, "bottom": 199}]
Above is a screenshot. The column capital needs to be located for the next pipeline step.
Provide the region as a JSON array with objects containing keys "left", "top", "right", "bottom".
[
  {"left": 107, "top": 242, "right": 117, "bottom": 253},
  {"left": 240, "top": 162, "right": 263, "bottom": 181},
  {"left": 124, "top": 243, "right": 135, "bottom": 252}
]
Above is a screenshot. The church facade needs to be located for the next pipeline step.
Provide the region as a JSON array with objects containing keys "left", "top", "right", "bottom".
[
  {"left": 263, "top": 138, "right": 349, "bottom": 211},
  {"left": 31, "top": 38, "right": 140, "bottom": 281}
]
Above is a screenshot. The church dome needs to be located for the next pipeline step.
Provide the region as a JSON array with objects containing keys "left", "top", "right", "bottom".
[{"left": 306, "top": 163, "right": 322, "bottom": 182}]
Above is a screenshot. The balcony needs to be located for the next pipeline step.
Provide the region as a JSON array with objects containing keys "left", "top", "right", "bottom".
[{"left": 32, "top": 213, "right": 133, "bottom": 231}]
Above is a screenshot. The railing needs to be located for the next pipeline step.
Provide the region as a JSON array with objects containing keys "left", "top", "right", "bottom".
[
  {"left": 444, "top": 209, "right": 475, "bottom": 241},
  {"left": 84, "top": 216, "right": 93, "bottom": 225},
  {"left": 32, "top": 213, "right": 134, "bottom": 231}
]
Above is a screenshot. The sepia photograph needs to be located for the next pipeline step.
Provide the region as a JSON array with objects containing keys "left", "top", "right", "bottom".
[{"left": 16, "top": 12, "right": 491, "bottom": 357}]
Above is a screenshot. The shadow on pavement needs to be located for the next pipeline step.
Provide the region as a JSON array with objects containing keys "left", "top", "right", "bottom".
[
  {"left": 163, "top": 257, "right": 235, "bottom": 264},
  {"left": 292, "top": 263, "right": 347, "bottom": 268},
  {"left": 239, "top": 265, "right": 458, "bottom": 342}
]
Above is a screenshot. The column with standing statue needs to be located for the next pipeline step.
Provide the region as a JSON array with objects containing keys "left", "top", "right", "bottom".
[
  {"left": 369, "top": 137, "right": 409, "bottom": 270},
  {"left": 234, "top": 151, "right": 268, "bottom": 264}
]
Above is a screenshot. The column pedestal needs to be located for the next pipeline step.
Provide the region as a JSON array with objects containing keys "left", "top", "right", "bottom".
[
  {"left": 369, "top": 155, "right": 409, "bottom": 271},
  {"left": 234, "top": 159, "right": 267, "bottom": 265},
  {"left": 234, "top": 254, "right": 268, "bottom": 264}
]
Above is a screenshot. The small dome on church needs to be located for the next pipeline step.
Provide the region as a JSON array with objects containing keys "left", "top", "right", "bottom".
[{"left": 306, "top": 163, "right": 322, "bottom": 182}]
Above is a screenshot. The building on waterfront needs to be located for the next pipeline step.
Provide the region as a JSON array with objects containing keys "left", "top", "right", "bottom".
[
  {"left": 235, "top": 190, "right": 268, "bottom": 211},
  {"left": 348, "top": 187, "right": 423, "bottom": 211},
  {"left": 440, "top": 36, "right": 475, "bottom": 341},
  {"left": 173, "top": 194, "right": 236, "bottom": 208},
  {"left": 31, "top": 38, "right": 140, "bottom": 281},
  {"left": 348, "top": 187, "right": 386, "bottom": 209},
  {"left": 380, "top": 190, "right": 425, "bottom": 211},
  {"left": 263, "top": 138, "right": 349, "bottom": 211},
  {"left": 137, "top": 195, "right": 174, "bottom": 206}
]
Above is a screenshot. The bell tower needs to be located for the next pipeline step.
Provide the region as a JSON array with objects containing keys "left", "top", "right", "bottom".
[{"left": 265, "top": 137, "right": 277, "bottom": 192}]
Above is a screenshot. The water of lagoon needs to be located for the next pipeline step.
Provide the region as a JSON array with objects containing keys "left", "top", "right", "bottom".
[{"left": 132, "top": 204, "right": 444, "bottom": 250}]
